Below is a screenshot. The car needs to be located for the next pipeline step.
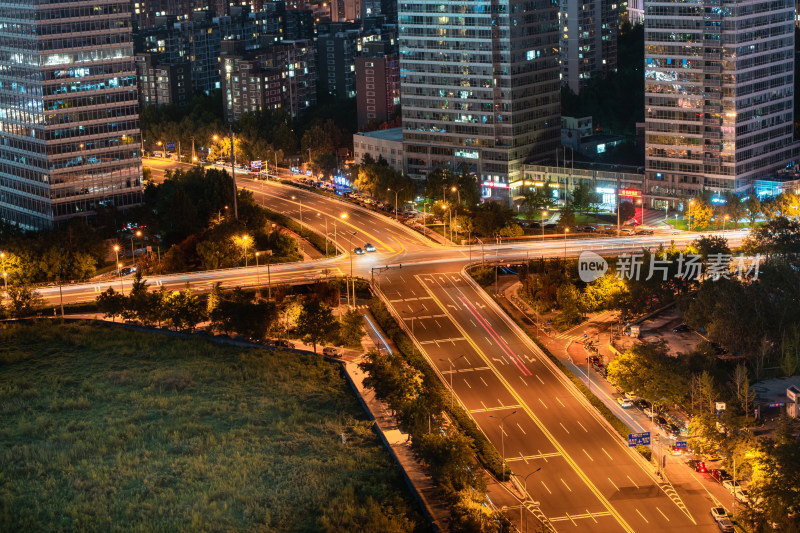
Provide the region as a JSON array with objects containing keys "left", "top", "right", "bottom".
[
  {"left": 686, "top": 459, "right": 702, "bottom": 470},
  {"left": 364, "top": 243, "right": 376, "bottom": 252},
  {"left": 717, "top": 517, "right": 734, "bottom": 532},
  {"left": 322, "top": 347, "right": 342, "bottom": 358},
  {"left": 354, "top": 247, "right": 365, "bottom": 255},
  {"left": 654, "top": 415, "right": 668, "bottom": 426},
  {"left": 643, "top": 406, "right": 655, "bottom": 418},
  {"left": 712, "top": 469, "right": 733, "bottom": 483},
  {"left": 734, "top": 488, "right": 749, "bottom": 504},
  {"left": 275, "top": 339, "right": 295, "bottom": 349},
  {"left": 710, "top": 507, "right": 727, "bottom": 522},
  {"left": 722, "top": 480, "right": 742, "bottom": 493},
  {"left": 617, "top": 397, "right": 633, "bottom": 408},
  {"left": 695, "top": 461, "right": 708, "bottom": 474},
  {"left": 673, "top": 324, "right": 691, "bottom": 333},
  {"left": 544, "top": 223, "right": 558, "bottom": 229},
  {"left": 620, "top": 228, "right": 635, "bottom": 235}
]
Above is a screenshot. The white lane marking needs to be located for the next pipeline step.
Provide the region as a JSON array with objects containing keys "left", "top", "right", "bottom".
[
  {"left": 484, "top": 336, "right": 493, "bottom": 345},
  {"left": 480, "top": 401, "right": 488, "bottom": 411},
  {"left": 470, "top": 319, "right": 477, "bottom": 327},
  {"left": 636, "top": 509, "right": 649, "bottom": 524},
  {"left": 480, "top": 376, "right": 489, "bottom": 387},
  {"left": 541, "top": 480, "right": 552, "bottom": 494},
  {"left": 556, "top": 397, "right": 565, "bottom": 407},
  {"left": 628, "top": 475, "right": 639, "bottom": 489},
  {"left": 577, "top": 420, "right": 588, "bottom": 433},
  {"left": 539, "top": 449, "right": 548, "bottom": 463},
  {"left": 608, "top": 477, "right": 620, "bottom": 492},
  {"left": 500, "top": 335, "right": 508, "bottom": 344},
  {"left": 434, "top": 320, "right": 442, "bottom": 328},
  {"left": 539, "top": 398, "right": 548, "bottom": 409},
  {"left": 519, "top": 451, "right": 528, "bottom": 464},
  {"left": 656, "top": 507, "right": 670, "bottom": 522},
  {"left": 560, "top": 422, "right": 570, "bottom": 434},
  {"left": 587, "top": 509, "right": 598, "bottom": 524},
  {"left": 418, "top": 321, "right": 427, "bottom": 330},
  {"left": 561, "top": 478, "right": 572, "bottom": 492},
  {"left": 519, "top": 375, "right": 527, "bottom": 386},
  {"left": 583, "top": 449, "right": 593, "bottom": 462},
  {"left": 536, "top": 374, "right": 544, "bottom": 384},
  {"left": 602, "top": 448, "right": 613, "bottom": 461},
  {"left": 516, "top": 422, "right": 527, "bottom": 435},
  {"left": 464, "top": 378, "right": 471, "bottom": 389}
]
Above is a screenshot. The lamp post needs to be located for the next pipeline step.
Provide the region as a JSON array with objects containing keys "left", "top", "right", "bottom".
[
  {"left": 403, "top": 307, "right": 425, "bottom": 356},
  {"left": 723, "top": 214, "right": 729, "bottom": 234},
  {"left": 541, "top": 210, "right": 547, "bottom": 239},
  {"left": 346, "top": 230, "right": 356, "bottom": 308},
  {"left": 291, "top": 195, "right": 303, "bottom": 235},
  {"left": 255, "top": 251, "right": 261, "bottom": 284},
  {"left": 440, "top": 354, "right": 466, "bottom": 409},
  {"left": 564, "top": 227, "right": 569, "bottom": 259},
  {"left": 689, "top": 199, "right": 695, "bottom": 232},
  {"left": 241, "top": 235, "right": 250, "bottom": 267},
  {"left": 512, "top": 468, "right": 542, "bottom": 533},
  {"left": 388, "top": 188, "right": 399, "bottom": 220},
  {"left": 490, "top": 410, "right": 518, "bottom": 481},
  {"left": 451, "top": 185, "right": 460, "bottom": 206}
]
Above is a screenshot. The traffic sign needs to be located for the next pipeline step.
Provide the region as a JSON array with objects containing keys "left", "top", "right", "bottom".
[
  {"left": 674, "top": 441, "right": 688, "bottom": 449},
  {"left": 166, "top": 142, "right": 175, "bottom": 150},
  {"left": 251, "top": 160, "right": 262, "bottom": 169},
  {"left": 628, "top": 432, "right": 650, "bottom": 447}
]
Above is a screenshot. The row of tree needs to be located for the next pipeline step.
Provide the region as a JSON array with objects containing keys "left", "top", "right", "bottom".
[{"left": 96, "top": 275, "right": 365, "bottom": 352}]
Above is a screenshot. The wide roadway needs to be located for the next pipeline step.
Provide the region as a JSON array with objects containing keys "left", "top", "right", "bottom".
[{"left": 54, "top": 170, "right": 743, "bottom": 530}]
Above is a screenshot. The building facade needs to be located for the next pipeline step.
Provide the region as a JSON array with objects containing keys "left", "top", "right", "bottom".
[
  {"left": 221, "top": 40, "right": 316, "bottom": 121},
  {"left": 0, "top": 0, "right": 143, "bottom": 229},
  {"left": 353, "top": 128, "right": 404, "bottom": 172},
  {"left": 560, "top": 0, "right": 619, "bottom": 94},
  {"left": 355, "top": 42, "right": 400, "bottom": 127},
  {"left": 644, "top": 0, "right": 798, "bottom": 208},
  {"left": 399, "top": 0, "right": 561, "bottom": 203},
  {"left": 135, "top": 53, "right": 193, "bottom": 107}
]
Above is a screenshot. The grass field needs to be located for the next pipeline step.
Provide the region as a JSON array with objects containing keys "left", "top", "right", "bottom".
[{"left": 0, "top": 322, "right": 427, "bottom": 532}]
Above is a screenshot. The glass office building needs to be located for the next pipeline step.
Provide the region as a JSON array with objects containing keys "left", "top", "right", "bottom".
[
  {"left": 644, "top": 0, "right": 798, "bottom": 208},
  {"left": 399, "top": 0, "right": 561, "bottom": 203},
  {"left": 0, "top": 0, "right": 142, "bottom": 229}
]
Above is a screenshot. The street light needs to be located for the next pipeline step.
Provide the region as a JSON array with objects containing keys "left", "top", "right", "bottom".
[
  {"left": 403, "top": 307, "right": 426, "bottom": 356},
  {"left": 541, "top": 210, "right": 547, "bottom": 239},
  {"left": 130, "top": 230, "right": 142, "bottom": 269},
  {"left": 439, "top": 354, "right": 466, "bottom": 409},
  {"left": 564, "top": 227, "right": 569, "bottom": 259},
  {"left": 291, "top": 195, "right": 303, "bottom": 234},
  {"left": 689, "top": 199, "right": 695, "bottom": 232},
  {"left": 387, "top": 188, "right": 399, "bottom": 220},
  {"left": 346, "top": 230, "right": 357, "bottom": 308},
  {"left": 241, "top": 235, "right": 250, "bottom": 267},
  {"left": 724, "top": 214, "right": 729, "bottom": 234},
  {"left": 490, "top": 410, "right": 518, "bottom": 481},
  {"left": 512, "top": 468, "right": 542, "bottom": 533},
  {"left": 451, "top": 185, "right": 460, "bottom": 205}
]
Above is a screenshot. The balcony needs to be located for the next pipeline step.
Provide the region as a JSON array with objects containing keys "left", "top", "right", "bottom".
[
  {"left": 704, "top": 64, "right": 723, "bottom": 73},
  {"left": 705, "top": 131, "right": 722, "bottom": 139},
  {"left": 704, "top": 118, "right": 721, "bottom": 126},
  {"left": 703, "top": 52, "right": 723, "bottom": 60},
  {"left": 704, "top": 156, "right": 720, "bottom": 164},
  {"left": 704, "top": 104, "right": 723, "bottom": 113},
  {"left": 704, "top": 143, "right": 722, "bottom": 153}
]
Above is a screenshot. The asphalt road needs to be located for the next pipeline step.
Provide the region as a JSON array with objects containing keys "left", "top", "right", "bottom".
[{"left": 75, "top": 161, "right": 749, "bottom": 531}]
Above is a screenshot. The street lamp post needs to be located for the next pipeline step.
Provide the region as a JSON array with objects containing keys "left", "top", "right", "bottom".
[
  {"left": 346, "top": 230, "right": 356, "bottom": 308},
  {"left": 541, "top": 211, "right": 547, "bottom": 239},
  {"left": 291, "top": 195, "right": 303, "bottom": 235},
  {"left": 255, "top": 251, "right": 260, "bottom": 284},
  {"left": 512, "top": 468, "right": 542, "bottom": 533},
  {"left": 564, "top": 227, "right": 569, "bottom": 259},
  {"left": 388, "top": 188, "right": 399, "bottom": 220},
  {"left": 242, "top": 235, "right": 250, "bottom": 267},
  {"left": 451, "top": 185, "right": 460, "bottom": 206},
  {"left": 440, "top": 354, "right": 466, "bottom": 409},
  {"left": 689, "top": 199, "right": 695, "bottom": 232},
  {"left": 723, "top": 214, "right": 729, "bottom": 234},
  {"left": 490, "top": 410, "right": 518, "bottom": 481}
]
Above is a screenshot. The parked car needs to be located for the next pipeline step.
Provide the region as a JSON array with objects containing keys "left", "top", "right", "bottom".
[
  {"left": 722, "top": 480, "right": 742, "bottom": 493},
  {"left": 686, "top": 459, "right": 702, "bottom": 470},
  {"left": 544, "top": 223, "right": 558, "bottom": 229},
  {"left": 734, "top": 487, "right": 750, "bottom": 504},
  {"left": 672, "top": 324, "right": 691, "bottom": 333},
  {"left": 620, "top": 228, "right": 635, "bottom": 235},
  {"left": 354, "top": 247, "right": 365, "bottom": 255},
  {"left": 716, "top": 517, "right": 734, "bottom": 532},
  {"left": 710, "top": 507, "right": 727, "bottom": 522},
  {"left": 643, "top": 406, "right": 655, "bottom": 418},
  {"left": 712, "top": 469, "right": 733, "bottom": 483},
  {"left": 364, "top": 243, "right": 376, "bottom": 252},
  {"left": 694, "top": 461, "right": 708, "bottom": 473},
  {"left": 322, "top": 347, "right": 342, "bottom": 358},
  {"left": 275, "top": 339, "right": 295, "bottom": 349},
  {"left": 635, "top": 228, "right": 654, "bottom": 235},
  {"left": 617, "top": 397, "right": 633, "bottom": 408}
]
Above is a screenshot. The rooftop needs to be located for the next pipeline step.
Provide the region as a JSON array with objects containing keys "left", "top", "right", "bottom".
[{"left": 354, "top": 127, "right": 403, "bottom": 143}]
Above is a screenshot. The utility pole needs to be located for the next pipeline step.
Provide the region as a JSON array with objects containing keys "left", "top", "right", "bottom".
[
  {"left": 191, "top": 136, "right": 196, "bottom": 163},
  {"left": 230, "top": 126, "right": 239, "bottom": 220}
]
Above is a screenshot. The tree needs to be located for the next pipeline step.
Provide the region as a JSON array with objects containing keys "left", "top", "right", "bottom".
[
  {"left": 690, "top": 235, "right": 730, "bottom": 262},
  {"left": 743, "top": 216, "right": 800, "bottom": 256},
  {"left": 339, "top": 309, "right": 364, "bottom": 348},
  {"left": 745, "top": 193, "right": 762, "bottom": 228},
  {"left": 96, "top": 288, "right": 126, "bottom": 322},
  {"left": 558, "top": 205, "right": 576, "bottom": 230},
  {"left": 571, "top": 183, "right": 593, "bottom": 214},
  {"left": 606, "top": 342, "right": 688, "bottom": 405},
  {"left": 6, "top": 284, "right": 44, "bottom": 318},
  {"left": 687, "top": 198, "right": 714, "bottom": 230},
  {"left": 747, "top": 420, "right": 800, "bottom": 531},
  {"left": 618, "top": 200, "right": 636, "bottom": 223},
  {"left": 296, "top": 299, "right": 339, "bottom": 353},
  {"left": 732, "top": 363, "right": 756, "bottom": 417},
  {"left": 472, "top": 202, "right": 514, "bottom": 237},
  {"left": 163, "top": 288, "right": 205, "bottom": 331}
]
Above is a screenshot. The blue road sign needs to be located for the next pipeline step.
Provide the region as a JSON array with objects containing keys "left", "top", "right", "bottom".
[
  {"left": 628, "top": 432, "right": 650, "bottom": 447},
  {"left": 674, "top": 441, "right": 688, "bottom": 449},
  {"left": 166, "top": 142, "right": 176, "bottom": 150},
  {"left": 251, "top": 160, "right": 262, "bottom": 169}
]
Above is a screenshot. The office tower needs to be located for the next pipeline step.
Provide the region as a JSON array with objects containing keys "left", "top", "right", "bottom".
[
  {"left": 0, "top": 0, "right": 142, "bottom": 229},
  {"left": 355, "top": 42, "right": 400, "bottom": 127},
  {"left": 399, "top": 0, "right": 561, "bottom": 203},
  {"left": 644, "top": 0, "right": 797, "bottom": 207},
  {"left": 560, "top": 0, "right": 619, "bottom": 94}
]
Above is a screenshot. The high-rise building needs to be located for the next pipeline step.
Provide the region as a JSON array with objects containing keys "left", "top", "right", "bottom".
[
  {"left": 399, "top": 0, "right": 561, "bottom": 203},
  {"left": 0, "top": 0, "right": 143, "bottom": 229},
  {"left": 136, "top": 53, "right": 193, "bottom": 107},
  {"left": 644, "top": 0, "right": 798, "bottom": 207},
  {"left": 355, "top": 42, "right": 400, "bottom": 127},
  {"left": 560, "top": 0, "right": 619, "bottom": 94}
]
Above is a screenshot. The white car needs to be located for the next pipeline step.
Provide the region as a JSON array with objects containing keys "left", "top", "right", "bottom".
[
  {"left": 722, "top": 480, "right": 742, "bottom": 494},
  {"left": 617, "top": 397, "right": 633, "bottom": 408},
  {"left": 710, "top": 507, "right": 727, "bottom": 522},
  {"left": 322, "top": 347, "right": 341, "bottom": 358},
  {"left": 734, "top": 488, "right": 750, "bottom": 504}
]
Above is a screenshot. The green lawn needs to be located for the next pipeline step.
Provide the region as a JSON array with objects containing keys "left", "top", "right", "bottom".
[{"left": 0, "top": 322, "right": 427, "bottom": 533}]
